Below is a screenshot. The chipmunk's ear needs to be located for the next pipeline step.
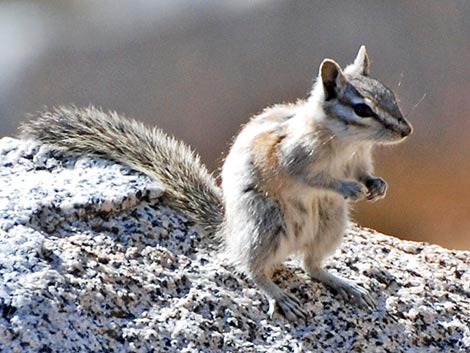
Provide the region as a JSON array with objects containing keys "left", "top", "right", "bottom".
[
  {"left": 320, "top": 59, "right": 345, "bottom": 101},
  {"left": 346, "top": 45, "right": 370, "bottom": 76}
]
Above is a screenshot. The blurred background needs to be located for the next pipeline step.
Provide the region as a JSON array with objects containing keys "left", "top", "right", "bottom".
[{"left": 0, "top": 0, "right": 468, "bottom": 249}]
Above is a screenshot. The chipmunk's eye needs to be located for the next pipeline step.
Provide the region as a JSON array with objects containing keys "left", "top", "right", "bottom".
[{"left": 353, "top": 103, "right": 374, "bottom": 118}]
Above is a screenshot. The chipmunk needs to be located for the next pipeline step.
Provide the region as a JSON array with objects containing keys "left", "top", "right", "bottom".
[{"left": 19, "top": 46, "right": 412, "bottom": 322}]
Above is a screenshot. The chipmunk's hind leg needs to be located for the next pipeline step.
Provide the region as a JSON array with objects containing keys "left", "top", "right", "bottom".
[
  {"left": 252, "top": 273, "right": 308, "bottom": 322},
  {"left": 235, "top": 194, "right": 308, "bottom": 322},
  {"left": 303, "top": 198, "right": 376, "bottom": 309},
  {"left": 305, "top": 262, "right": 376, "bottom": 309}
]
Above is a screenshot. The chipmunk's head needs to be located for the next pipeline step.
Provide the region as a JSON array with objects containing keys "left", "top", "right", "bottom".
[{"left": 312, "top": 46, "right": 413, "bottom": 145}]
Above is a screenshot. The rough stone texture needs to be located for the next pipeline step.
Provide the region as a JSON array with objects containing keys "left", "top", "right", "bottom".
[{"left": 0, "top": 136, "right": 469, "bottom": 353}]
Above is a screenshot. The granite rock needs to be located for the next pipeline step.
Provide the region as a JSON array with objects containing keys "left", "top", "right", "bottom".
[{"left": 0, "top": 136, "right": 469, "bottom": 353}]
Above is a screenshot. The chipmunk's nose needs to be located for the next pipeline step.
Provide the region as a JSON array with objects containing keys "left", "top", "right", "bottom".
[
  {"left": 401, "top": 126, "right": 412, "bottom": 137},
  {"left": 397, "top": 117, "right": 413, "bottom": 138}
]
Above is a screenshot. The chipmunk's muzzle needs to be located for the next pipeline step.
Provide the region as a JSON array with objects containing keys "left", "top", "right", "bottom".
[{"left": 398, "top": 117, "right": 413, "bottom": 138}]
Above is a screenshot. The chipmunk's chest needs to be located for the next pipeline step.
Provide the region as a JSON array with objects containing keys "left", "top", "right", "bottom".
[
  {"left": 276, "top": 181, "right": 346, "bottom": 254},
  {"left": 312, "top": 143, "right": 362, "bottom": 180},
  {"left": 284, "top": 196, "right": 319, "bottom": 241}
]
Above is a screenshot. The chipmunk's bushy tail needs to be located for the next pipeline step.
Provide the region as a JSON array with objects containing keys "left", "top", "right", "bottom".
[{"left": 19, "top": 106, "right": 223, "bottom": 235}]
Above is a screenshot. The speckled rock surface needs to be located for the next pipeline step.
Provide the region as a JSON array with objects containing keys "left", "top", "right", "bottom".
[{"left": 0, "top": 136, "right": 469, "bottom": 353}]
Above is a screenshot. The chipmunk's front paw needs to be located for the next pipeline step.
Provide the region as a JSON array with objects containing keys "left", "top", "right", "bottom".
[
  {"left": 365, "top": 177, "right": 387, "bottom": 201},
  {"left": 268, "top": 292, "right": 308, "bottom": 323},
  {"left": 338, "top": 181, "right": 367, "bottom": 201}
]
